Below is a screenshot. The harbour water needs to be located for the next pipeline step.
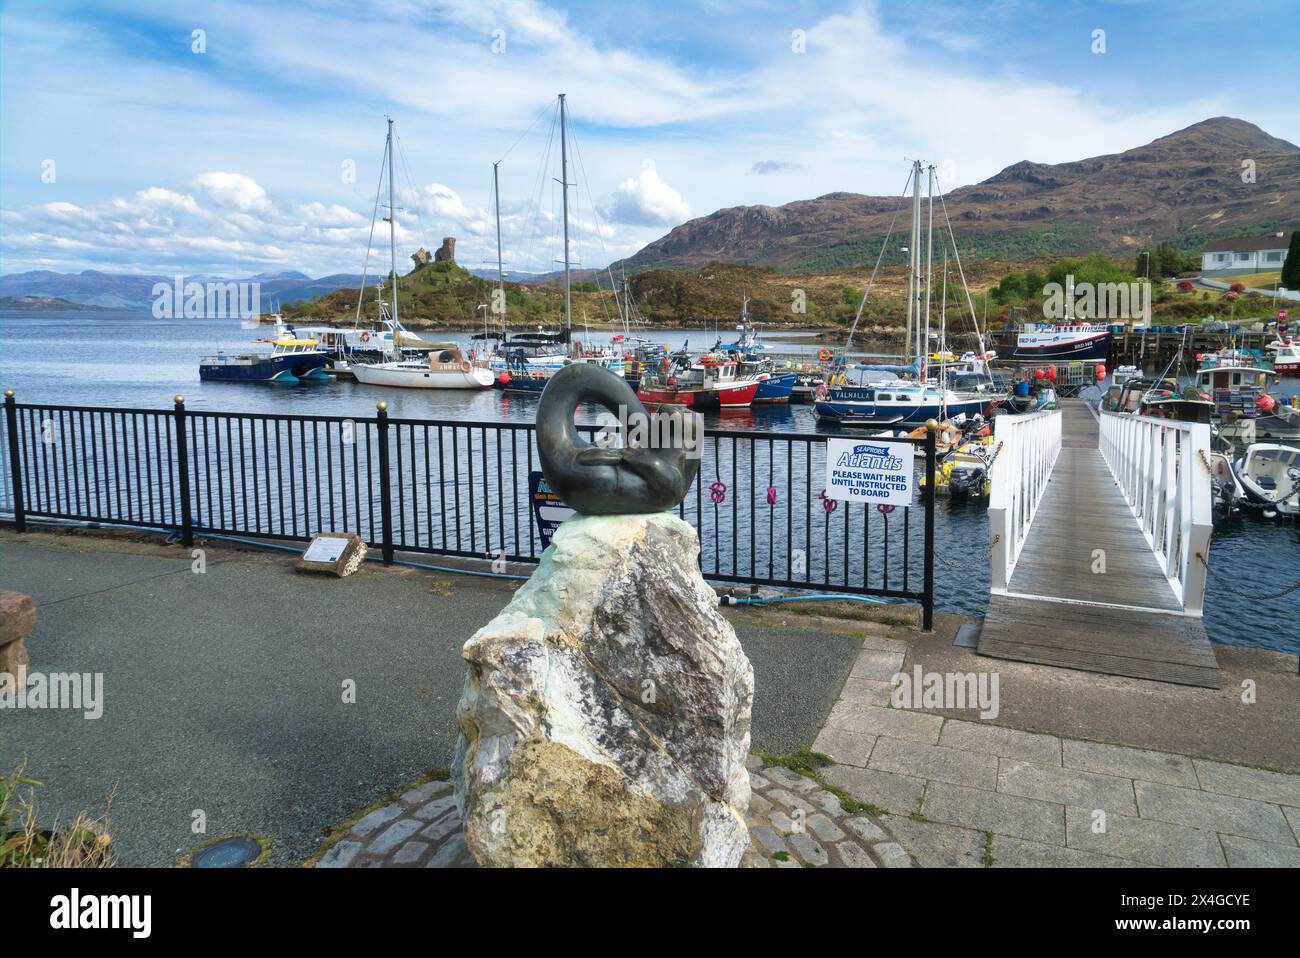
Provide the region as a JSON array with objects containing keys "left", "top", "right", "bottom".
[{"left": 1, "top": 310, "right": 1296, "bottom": 653}]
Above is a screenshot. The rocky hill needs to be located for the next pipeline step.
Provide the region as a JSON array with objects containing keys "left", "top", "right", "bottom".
[{"left": 620, "top": 117, "right": 1300, "bottom": 272}]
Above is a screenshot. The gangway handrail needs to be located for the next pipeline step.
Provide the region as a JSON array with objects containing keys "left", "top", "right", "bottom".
[
  {"left": 988, "top": 408, "right": 1062, "bottom": 592},
  {"left": 1097, "top": 410, "right": 1212, "bottom": 614}
]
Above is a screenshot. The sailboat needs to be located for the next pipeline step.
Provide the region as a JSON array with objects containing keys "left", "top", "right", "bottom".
[
  {"left": 814, "top": 161, "right": 999, "bottom": 426},
  {"left": 487, "top": 94, "right": 625, "bottom": 391},
  {"left": 348, "top": 118, "right": 492, "bottom": 390}
]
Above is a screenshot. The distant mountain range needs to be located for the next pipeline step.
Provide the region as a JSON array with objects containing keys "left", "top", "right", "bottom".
[
  {"left": 0, "top": 269, "right": 372, "bottom": 310},
  {"left": 617, "top": 117, "right": 1300, "bottom": 272},
  {"left": 0, "top": 266, "right": 574, "bottom": 311}
]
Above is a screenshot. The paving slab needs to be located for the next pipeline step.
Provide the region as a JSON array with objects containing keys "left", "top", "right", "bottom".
[
  {"left": 869, "top": 737, "right": 999, "bottom": 790},
  {"left": 1062, "top": 739, "right": 1199, "bottom": 788},
  {"left": 811, "top": 725, "right": 875, "bottom": 766},
  {"left": 997, "top": 759, "right": 1139, "bottom": 816},
  {"left": 836, "top": 678, "right": 895, "bottom": 708},
  {"left": 1284, "top": 805, "right": 1300, "bottom": 844},
  {"left": 1064, "top": 805, "right": 1226, "bottom": 868},
  {"left": 1134, "top": 781, "right": 1295, "bottom": 844},
  {"left": 823, "top": 703, "right": 943, "bottom": 744},
  {"left": 1219, "top": 834, "right": 1300, "bottom": 868},
  {"left": 990, "top": 835, "right": 1138, "bottom": 868},
  {"left": 939, "top": 720, "right": 1062, "bottom": 765},
  {"left": 849, "top": 649, "right": 906, "bottom": 683},
  {"left": 1193, "top": 759, "right": 1300, "bottom": 808},
  {"left": 921, "top": 780, "right": 1065, "bottom": 845},
  {"left": 880, "top": 814, "right": 985, "bottom": 868},
  {"left": 820, "top": 763, "right": 925, "bottom": 816}
]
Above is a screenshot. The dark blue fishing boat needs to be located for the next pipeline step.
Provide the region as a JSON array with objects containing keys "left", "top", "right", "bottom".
[{"left": 199, "top": 337, "right": 329, "bottom": 384}]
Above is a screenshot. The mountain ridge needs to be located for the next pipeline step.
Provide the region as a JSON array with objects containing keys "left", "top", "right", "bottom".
[{"left": 618, "top": 117, "right": 1300, "bottom": 273}]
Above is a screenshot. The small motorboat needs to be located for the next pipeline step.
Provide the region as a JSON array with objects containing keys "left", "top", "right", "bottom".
[
  {"left": 199, "top": 337, "right": 329, "bottom": 384},
  {"left": 919, "top": 435, "right": 997, "bottom": 499},
  {"left": 1233, "top": 443, "right": 1300, "bottom": 518},
  {"left": 351, "top": 344, "right": 494, "bottom": 389},
  {"left": 1267, "top": 338, "right": 1300, "bottom": 375}
]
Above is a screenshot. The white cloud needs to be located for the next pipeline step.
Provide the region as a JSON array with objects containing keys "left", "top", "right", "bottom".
[
  {"left": 192, "top": 172, "right": 271, "bottom": 212},
  {"left": 604, "top": 161, "right": 690, "bottom": 228}
]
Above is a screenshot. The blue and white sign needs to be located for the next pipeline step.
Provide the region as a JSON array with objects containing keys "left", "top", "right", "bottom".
[{"left": 825, "top": 437, "right": 914, "bottom": 506}]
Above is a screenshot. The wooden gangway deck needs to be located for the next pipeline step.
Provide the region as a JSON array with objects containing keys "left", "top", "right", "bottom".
[{"left": 978, "top": 401, "right": 1220, "bottom": 688}]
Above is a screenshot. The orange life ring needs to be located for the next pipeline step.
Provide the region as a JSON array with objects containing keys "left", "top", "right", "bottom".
[
  {"left": 818, "top": 348, "right": 833, "bottom": 362},
  {"left": 459, "top": 361, "right": 471, "bottom": 373}
]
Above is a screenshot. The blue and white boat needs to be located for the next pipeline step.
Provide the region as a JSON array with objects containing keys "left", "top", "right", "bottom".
[
  {"left": 199, "top": 337, "right": 329, "bottom": 384},
  {"left": 813, "top": 376, "right": 990, "bottom": 426}
]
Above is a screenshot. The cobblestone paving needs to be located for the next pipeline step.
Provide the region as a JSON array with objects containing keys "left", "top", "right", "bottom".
[
  {"left": 811, "top": 636, "right": 1300, "bottom": 868},
  {"left": 314, "top": 758, "right": 915, "bottom": 868},
  {"left": 739, "top": 755, "right": 913, "bottom": 868},
  {"left": 315, "top": 780, "right": 475, "bottom": 868}
]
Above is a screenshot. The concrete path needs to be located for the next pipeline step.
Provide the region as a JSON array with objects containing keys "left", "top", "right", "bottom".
[
  {"left": 0, "top": 531, "right": 861, "bottom": 866},
  {"left": 812, "top": 629, "right": 1300, "bottom": 867}
]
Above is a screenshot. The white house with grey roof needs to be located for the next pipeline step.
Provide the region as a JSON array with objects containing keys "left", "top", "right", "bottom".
[{"left": 1201, "top": 230, "right": 1291, "bottom": 277}]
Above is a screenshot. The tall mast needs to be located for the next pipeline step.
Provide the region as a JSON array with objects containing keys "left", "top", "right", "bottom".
[
  {"left": 493, "top": 161, "right": 506, "bottom": 337},
  {"left": 386, "top": 116, "right": 398, "bottom": 328},
  {"left": 904, "top": 159, "right": 922, "bottom": 365},
  {"left": 559, "top": 93, "right": 572, "bottom": 334},
  {"left": 923, "top": 163, "right": 935, "bottom": 378}
]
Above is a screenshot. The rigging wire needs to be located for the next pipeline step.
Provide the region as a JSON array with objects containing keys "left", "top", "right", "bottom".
[
  {"left": 840, "top": 167, "right": 915, "bottom": 364},
  {"left": 933, "top": 168, "right": 986, "bottom": 352},
  {"left": 354, "top": 136, "right": 391, "bottom": 326}
]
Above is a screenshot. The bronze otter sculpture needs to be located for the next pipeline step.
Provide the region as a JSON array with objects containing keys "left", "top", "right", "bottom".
[{"left": 536, "top": 363, "right": 701, "bottom": 515}]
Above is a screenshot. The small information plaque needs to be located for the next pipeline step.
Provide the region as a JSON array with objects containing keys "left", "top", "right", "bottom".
[{"left": 295, "top": 532, "right": 366, "bottom": 577}]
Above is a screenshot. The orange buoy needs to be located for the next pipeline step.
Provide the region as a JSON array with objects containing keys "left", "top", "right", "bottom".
[
  {"left": 1096, "top": 364, "right": 1106, "bottom": 380},
  {"left": 818, "top": 348, "right": 833, "bottom": 362}
]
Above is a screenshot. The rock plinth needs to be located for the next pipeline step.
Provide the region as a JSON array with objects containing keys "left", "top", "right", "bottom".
[
  {"left": 0, "top": 590, "right": 34, "bottom": 676},
  {"left": 452, "top": 513, "right": 753, "bottom": 867}
]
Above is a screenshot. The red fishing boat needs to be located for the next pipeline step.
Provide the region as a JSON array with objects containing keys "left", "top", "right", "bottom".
[{"left": 637, "top": 354, "right": 762, "bottom": 409}]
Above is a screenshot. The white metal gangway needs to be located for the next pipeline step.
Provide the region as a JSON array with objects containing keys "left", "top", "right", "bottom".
[{"left": 979, "top": 400, "right": 1218, "bottom": 687}]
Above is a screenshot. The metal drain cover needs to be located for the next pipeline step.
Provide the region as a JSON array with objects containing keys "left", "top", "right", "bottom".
[
  {"left": 192, "top": 836, "right": 263, "bottom": 868},
  {"left": 953, "top": 623, "right": 981, "bottom": 649}
]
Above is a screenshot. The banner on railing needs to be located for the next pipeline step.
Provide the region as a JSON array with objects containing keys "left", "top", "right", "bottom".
[{"left": 824, "top": 437, "right": 914, "bottom": 506}]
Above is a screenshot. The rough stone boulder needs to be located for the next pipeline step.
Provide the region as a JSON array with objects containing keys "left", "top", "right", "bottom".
[
  {"left": 452, "top": 513, "right": 753, "bottom": 867},
  {"left": 0, "top": 590, "right": 35, "bottom": 676}
]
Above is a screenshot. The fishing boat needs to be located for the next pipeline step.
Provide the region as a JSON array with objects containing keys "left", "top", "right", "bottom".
[
  {"left": 993, "top": 321, "right": 1112, "bottom": 362},
  {"left": 351, "top": 344, "right": 493, "bottom": 389},
  {"left": 199, "top": 337, "right": 329, "bottom": 383},
  {"left": 637, "top": 353, "right": 762, "bottom": 409},
  {"left": 710, "top": 299, "right": 798, "bottom": 403}
]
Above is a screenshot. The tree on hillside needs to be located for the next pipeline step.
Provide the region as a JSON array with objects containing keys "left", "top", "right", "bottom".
[{"left": 1281, "top": 231, "right": 1300, "bottom": 291}]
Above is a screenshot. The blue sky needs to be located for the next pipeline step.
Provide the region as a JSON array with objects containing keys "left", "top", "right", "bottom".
[{"left": 2, "top": 0, "right": 1297, "bottom": 277}]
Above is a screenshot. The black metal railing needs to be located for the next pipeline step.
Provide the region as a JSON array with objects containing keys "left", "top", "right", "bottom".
[{"left": 1, "top": 392, "right": 937, "bottom": 627}]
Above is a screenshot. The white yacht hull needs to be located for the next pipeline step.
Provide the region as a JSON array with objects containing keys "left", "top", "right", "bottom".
[{"left": 351, "top": 362, "right": 493, "bottom": 389}]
